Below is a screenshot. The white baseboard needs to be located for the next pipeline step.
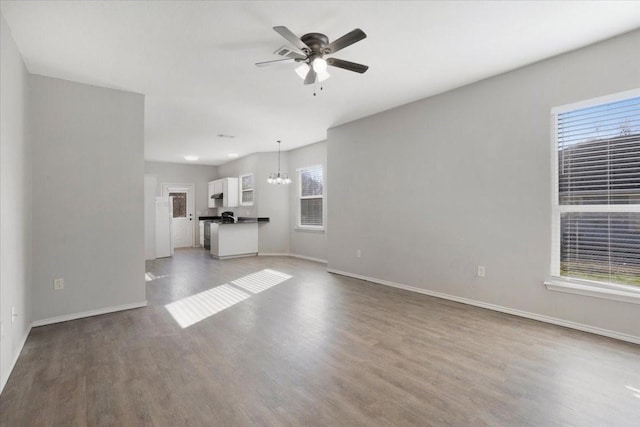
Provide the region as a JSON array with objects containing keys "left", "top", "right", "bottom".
[
  {"left": 0, "top": 324, "right": 32, "bottom": 395},
  {"left": 289, "top": 253, "right": 328, "bottom": 264},
  {"left": 258, "top": 252, "right": 328, "bottom": 264},
  {"left": 31, "top": 301, "right": 148, "bottom": 328},
  {"left": 328, "top": 269, "right": 640, "bottom": 345}
]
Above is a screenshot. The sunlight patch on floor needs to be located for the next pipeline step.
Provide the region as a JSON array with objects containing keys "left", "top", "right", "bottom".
[
  {"left": 231, "top": 269, "right": 292, "bottom": 294},
  {"left": 626, "top": 385, "right": 640, "bottom": 399},
  {"left": 165, "top": 284, "right": 250, "bottom": 328},
  {"left": 145, "top": 272, "right": 169, "bottom": 282}
]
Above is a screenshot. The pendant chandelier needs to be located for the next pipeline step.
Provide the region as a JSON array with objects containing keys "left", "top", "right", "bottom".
[{"left": 267, "top": 140, "right": 291, "bottom": 184}]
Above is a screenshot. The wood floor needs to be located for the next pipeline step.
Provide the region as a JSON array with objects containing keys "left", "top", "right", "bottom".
[{"left": 1, "top": 248, "right": 639, "bottom": 426}]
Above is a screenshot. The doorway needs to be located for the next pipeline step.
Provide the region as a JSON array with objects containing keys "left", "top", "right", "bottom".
[{"left": 161, "top": 183, "right": 195, "bottom": 248}]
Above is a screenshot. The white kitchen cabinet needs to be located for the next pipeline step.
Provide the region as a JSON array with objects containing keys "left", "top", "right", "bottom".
[
  {"left": 209, "top": 222, "right": 258, "bottom": 259},
  {"left": 208, "top": 178, "right": 238, "bottom": 208}
]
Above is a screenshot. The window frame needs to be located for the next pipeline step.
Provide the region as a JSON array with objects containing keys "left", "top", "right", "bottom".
[
  {"left": 548, "top": 88, "right": 640, "bottom": 302},
  {"left": 297, "top": 164, "right": 324, "bottom": 231},
  {"left": 239, "top": 173, "right": 254, "bottom": 207}
]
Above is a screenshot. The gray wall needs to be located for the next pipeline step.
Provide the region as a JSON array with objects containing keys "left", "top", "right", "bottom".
[
  {"left": 327, "top": 30, "right": 640, "bottom": 339},
  {"left": 288, "top": 141, "right": 328, "bottom": 262},
  {"left": 0, "top": 14, "right": 32, "bottom": 392},
  {"left": 217, "top": 152, "right": 290, "bottom": 254},
  {"left": 29, "top": 75, "right": 146, "bottom": 322},
  {"left": 144, "top": 174, "right": 157, "bottom": 260}
]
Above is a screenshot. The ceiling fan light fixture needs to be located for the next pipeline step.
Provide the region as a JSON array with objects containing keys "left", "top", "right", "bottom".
[
  {"left": 317, "top": 70, "right": 330, "bottom": 82},
  {"left": 295, "top": 63, "right": 330, "bottom": 83},
  {"left": 295, "top": 63, "right": 310, "bottom": 79},
  {"left": 312, "top": 57, "right": 328, "bottom": 73}
]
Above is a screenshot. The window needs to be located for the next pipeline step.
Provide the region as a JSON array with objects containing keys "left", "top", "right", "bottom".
[
  {"left": 298, "top": 165, "right": 323, "bottom": 229},
  {"left": 551, "top": 90, "right": 640, "bottom": 290},
  {"left": 169, "top": 192, "right": 186, "bottom": 218},
  {"left": 240, "top": 174, "right": 254, "bottom": 206}
]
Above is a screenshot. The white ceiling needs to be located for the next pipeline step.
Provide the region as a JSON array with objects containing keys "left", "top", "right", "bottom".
[{"left": 2, "top": 1, "right": 639, "bottom": 165}]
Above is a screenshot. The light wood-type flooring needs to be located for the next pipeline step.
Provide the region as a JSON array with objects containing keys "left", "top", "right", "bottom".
[{"left": 1, "top": 248, "right": 639, "bottom": 426}]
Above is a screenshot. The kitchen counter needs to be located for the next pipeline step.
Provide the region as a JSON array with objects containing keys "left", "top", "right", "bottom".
[
  {"left": 198, "top": 216, "right": 270, "bottom": 224},
  {"left": 209, "top": 221, "right": 258, "bottom": 259}
]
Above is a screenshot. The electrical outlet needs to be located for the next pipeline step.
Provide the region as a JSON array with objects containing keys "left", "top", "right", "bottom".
[
  {"left": 54, "top": 278, "right": 64, "bottom": 290},
  {"left": 356, "top": 249, "right": 362, "bottom": 258},
  {"left": 477, "top": 266, "right": 486, "bottom": 278}
]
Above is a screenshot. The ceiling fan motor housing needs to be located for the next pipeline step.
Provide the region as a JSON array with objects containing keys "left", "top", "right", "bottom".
[{"left": 300, "top": 33, "right": 330, "bottom": 57}]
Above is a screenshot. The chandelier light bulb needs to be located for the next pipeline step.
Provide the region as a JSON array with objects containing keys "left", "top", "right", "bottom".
[{"left": 267, "top": 140, "right": 290, "bottom": 185}]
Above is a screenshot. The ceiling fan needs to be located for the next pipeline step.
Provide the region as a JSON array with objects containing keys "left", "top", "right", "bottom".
[{"left": 255, "top": 26, "right": 369, "bottom": 85}]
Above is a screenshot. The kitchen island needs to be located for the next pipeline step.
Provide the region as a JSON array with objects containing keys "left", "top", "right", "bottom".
[{"left": 208, "top": 218, "right": 268, "bottom": 259}]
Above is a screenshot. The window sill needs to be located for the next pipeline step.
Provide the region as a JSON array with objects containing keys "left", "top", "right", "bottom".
[
  {"left": 544, "top": 279, "right": 640, "bottom": 305},
  {"left": 294, "top": 227, "right": 325, "bottom": 234}
]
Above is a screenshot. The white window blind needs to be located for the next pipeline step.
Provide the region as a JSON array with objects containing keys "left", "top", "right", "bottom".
[
  {"left": 299, "top": 166, "right": 323, "bottom": 227},
  {"left": 551, "top": 93, "right": 640, "bottom": 288}
]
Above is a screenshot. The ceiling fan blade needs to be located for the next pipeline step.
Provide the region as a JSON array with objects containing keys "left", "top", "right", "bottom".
[
  {"left": 273, "top": 26, "right": 309, "bottom": 52},
  {"left": 284, "top": 51, "right": 307, "bottom": 60},
  {"left": 326, "top": 58, "right": 369, "bottom": 73},
  {"left": 304, "top": 67, "right": 317, "bottom": 85},
  {"left": 325, "top": 29, "right": 367, "bottom": 54},
  {"left": 255, "top": 58, "right": 296, "bottom": 67}
]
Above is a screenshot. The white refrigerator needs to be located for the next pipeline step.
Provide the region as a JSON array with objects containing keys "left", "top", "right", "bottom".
[{"left": 155, "top": 196, "right": 174, "bottom": 258}]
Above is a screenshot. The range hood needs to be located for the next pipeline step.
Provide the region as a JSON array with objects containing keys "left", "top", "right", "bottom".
[{"left": 210, "top": 193, "right": 223, "bottom": 200}]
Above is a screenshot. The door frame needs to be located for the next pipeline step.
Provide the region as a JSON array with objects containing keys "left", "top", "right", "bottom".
[{"left": 161, "top": 183, "right": 195, "bottom": 248}]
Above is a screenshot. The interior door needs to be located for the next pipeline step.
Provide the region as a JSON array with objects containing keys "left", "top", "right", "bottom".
[{"left": 162, "top": 184, "right": 194, "bottom": 248}]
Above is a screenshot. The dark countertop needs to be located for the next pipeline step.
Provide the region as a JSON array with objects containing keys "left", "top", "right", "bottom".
[{"left": 198, "top": 216, "right": 270, "bottom": 223}]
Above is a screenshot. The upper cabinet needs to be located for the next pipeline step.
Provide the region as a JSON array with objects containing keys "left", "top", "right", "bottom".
[
  {"left": 239, "top": 173, "right": 254, "bottom": 206},
  {"left": 208, "top": 178, "right": 239, "bottom": 208}
]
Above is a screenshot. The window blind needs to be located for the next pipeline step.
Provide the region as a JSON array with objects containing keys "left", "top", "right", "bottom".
[
  {"left": 299, "top": 166, "right": 323, "bottom": 227},
  {"left": 554, "top": 95, "right": 640, "bottom": 287},
  {"left": 301, "top": 198, "right": 323, "bottom": 226}
]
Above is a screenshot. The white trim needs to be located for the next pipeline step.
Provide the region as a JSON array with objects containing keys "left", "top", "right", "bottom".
[
  {"left": 296, "top": 164, "right": 323, "bottom": 172},
  {"left": 289, "top": 253, "right": 328, "bottom": 264},
  {"left": 545, "top": 280, "right": 640, "bottom": 305},
  {"left": 551, "top": 88, "right": 640, "bottom": 114},
  {"left": 327, "top": 269, "right": 640, "bottom": 345},
  {"left": 294, "top": 227, "right": 325, "bottom": 233},
  {"left": 257, "top": 252, "right": 328, "bottom": 264},
  {"left": 0, "top": 325, "right": 32, "bottom": 395},
  {"left": 550, "top": 111, "right": 560, "bottom": 277},
  {"left": 558, "top": 205, "right": 640, "bottom": 213},
  {"left": 30, "top": 301, "right": 148, "bottom": 327}
]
